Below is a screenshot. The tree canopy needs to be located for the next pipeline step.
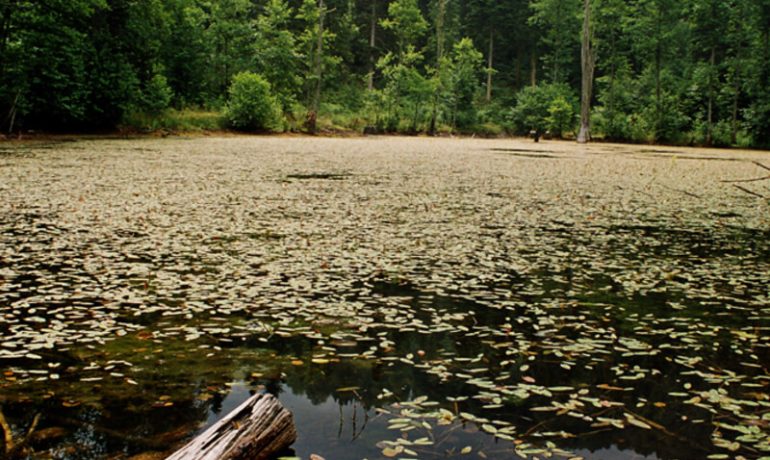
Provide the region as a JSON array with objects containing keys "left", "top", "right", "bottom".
[{"left": 2, "top": 0, "right": 769, "bottom": 147}]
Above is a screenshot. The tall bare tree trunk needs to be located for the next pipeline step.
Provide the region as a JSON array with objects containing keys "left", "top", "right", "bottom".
[
  {"left": 368, "top": 1, "right": 376, "bottom": 91},
  {"left": 514, "top": 47, "right": 522, "bottom": 88},
  {"left": 577, "top": 0, "right": 596, "bottom": 144},
  {"left": 731, "top": 75, "right": 739, "bottom": 145},
  {"left": 7, "top": 90, "right": 19, "bottom": 134},
  {"left": 606, "top": 34, "right": 617, "bottom": 137},
  {"left": 308, "top": 0, "right": 326, "bottom": 133},
  {"left": 654, "top": 7, "right": 662, "bottom": 141},
  {"left": 731, "top": 53, "right": 742, "bottom": 145},
  {"left": 0, "top": 0, "right": 17, "bottom": 133},
  {"left": 553, "top": 2, "right": 562, "bottom": 82},
  {"left": 486, "top": 30, "right": 494, "bottom": 102},
  {"left": 706, "top": 46, "right": 715, "bottom": 145},
  {"left": 530, "top": 51, "right": 537, "bottom": 87},
  {"left": 429, "top": 0, "right": 446, "bottom": 135},
  {"left": 0, "top": 0, "right": 15, "bottom": 79},
  {"left": 223, "top": 38, "right": 230, "bottom": 95}
]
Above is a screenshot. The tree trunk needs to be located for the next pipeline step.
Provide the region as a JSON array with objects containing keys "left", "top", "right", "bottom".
[
  {"left": 429, "top": 0, "right": 446, "bottom": 135},
  {"left": 763, "top": 26, "right": 770, "bottom": 97},
  {"left": 223, "top": 38, "right": 230, "bottom": 95},
  {"left": 577, "top": 0, "right": 595, "bottom": 144},
  {"left": 731, "top": 73, "right": 739, "bottom": 145},
  {"left": 0, "top": 0, "right": 16, "bottom": 133},
  {"left": 654, "top": 7, "right": 662, "bottom": 141},
  {"left": 706, "top": 46, "right": 715, "bottom": 146},
  {"left": 166, "top": 393, "right": 296, "bottom": 460},
  {"left": 553, "top": 1, "right": 562, "bottom": 83},
  {"left": 7, "top": 90, "right": 18, "bottom": 134},
  {"left": 368, "top": 1, "right": 376, "bottom": 91},
  {"left": 530, "top": 51, "right": 537, "bottom": 87},
  {"left": 0, "top": 0, "right": 16, "bottom": 78},
  {"left": 486, "top": 30, "right": 494, "bottom": 102},
  {"left": 607, "top": 34, "right": 617, "bottom": 137},
  {"left": 730, "top": 45, "right": 744, "bottom": 146},
  {"left": 308, "top": 0, "right": 325, "bottom": 133},
  {"left": 514, "top": 47, "right": 522, "bottom": 88}
]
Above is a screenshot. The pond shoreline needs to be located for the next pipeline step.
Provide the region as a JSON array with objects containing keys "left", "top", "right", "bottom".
[{"left": 2, "top": 130, "right": 770, "bottom": 154}]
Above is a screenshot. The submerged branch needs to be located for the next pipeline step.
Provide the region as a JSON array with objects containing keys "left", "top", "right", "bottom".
[
  {"left": 721, "top": 175, "right": 770, "bottom": 183},
  {"left": 732, "top": 184, "right": 766, "bottom": 198},
  {"left": 659, "top": 183, "right": 702, "bottom": 198},
  {"left": 722, "top": 161, "right": 770, "bottom": 185},
  {"left": 4, "top": 413, "right": 42, "bottom": 459},
  {"left": 24, "top": 414, "right": 40, "bottom": 441},
  {"left": 0, "top": 408, "right": 13, "bottom": 455},
  {"left": 752, "top": 161, "right": 770, "bottom": 172}
]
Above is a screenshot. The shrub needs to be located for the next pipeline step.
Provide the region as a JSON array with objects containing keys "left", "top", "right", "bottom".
[
  {"left": 546, "top": 96, "right": 575, "bottom": 138},
  {"left": 447, "top": 38, "right": 484, "bottom": 130},
  {"left": 593, "top": 107, "right": 631, "bottom": 141},
  {"left": 746, "top": 96, "right": 770, "bottom": 148},
  {"left": 593, "top": 66, "right": 638, "bottom": 141},
  {"left": 141, "top": 74, "right": 173, "bottom": 115},
  {"left": 509, "top": 83, "right": 577, "bottom": 137},
  {"left": 225, "top": 72, "right": 282, "bottom": 131}
]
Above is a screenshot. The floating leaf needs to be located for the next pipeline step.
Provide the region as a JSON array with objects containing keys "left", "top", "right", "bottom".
[{"left": 382, "top": 446, "right": 403, "bottom": 457}]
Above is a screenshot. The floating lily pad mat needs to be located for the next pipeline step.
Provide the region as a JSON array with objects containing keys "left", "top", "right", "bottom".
[{"left": 0, "top": 136, "right": 768, "bottom": 460}]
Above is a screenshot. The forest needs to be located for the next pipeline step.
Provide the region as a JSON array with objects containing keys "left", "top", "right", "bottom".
[{"left": 2, "top": 0, "right": 770, "bottom": 147}]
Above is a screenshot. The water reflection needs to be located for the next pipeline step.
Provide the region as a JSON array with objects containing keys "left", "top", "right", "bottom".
[
  {"left": 1, "top": 349, "right": 704, "bottom": 460},
  {"left": 273, "top": 382, "right": 667, "bottom": 460},
  {"left": 279, "top": 387, "right": 386, "bottom": 460}
]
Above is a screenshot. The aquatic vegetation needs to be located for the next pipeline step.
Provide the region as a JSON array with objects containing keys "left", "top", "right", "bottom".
[{"left": 0, "top": 137, "right": 768, "bottom": 459}]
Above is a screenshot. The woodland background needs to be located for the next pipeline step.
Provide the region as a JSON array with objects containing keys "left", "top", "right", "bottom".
[{"left": 2, "top": 0, "right": 770, "bottom": 147}]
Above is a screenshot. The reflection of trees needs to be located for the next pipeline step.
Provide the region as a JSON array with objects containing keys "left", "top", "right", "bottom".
[
  {"left": 262, "top": 261, "right": 770, "bottom": 460},
  {"left": 270, "top": 326, "right": 742, "bottom": 460},
  {"left": 2, "top": 396, "right": 212, "bottom": 458},
  {"left": 1, "top": 340, "right": 251, "bottom": 459},
  {"left": 273, "top": 327, "right": 496, "bottom": 409}
]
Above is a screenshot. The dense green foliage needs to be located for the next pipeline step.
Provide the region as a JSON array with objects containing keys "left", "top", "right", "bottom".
[
  {"left": 509, "top": 83, "right": 576, "bottom": 136},
  {"left": 1, "top": 0, "right": 769, "bottom": 147},
  {"left": 225, "top": 72, "right": 282, "bottom": 131}
]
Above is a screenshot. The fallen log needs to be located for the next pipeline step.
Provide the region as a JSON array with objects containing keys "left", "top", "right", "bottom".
[{"left": 166, "top": 393, "right": 296, "bottom": 460}]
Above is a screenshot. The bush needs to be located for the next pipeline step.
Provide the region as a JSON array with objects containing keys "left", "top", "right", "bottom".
[
  {"left": 648, "top": 93, "right": 690, "bottom": 144},
  {"left": 225, "top": 72, "right": 282, "bottom": 131},
  {"left": 546, "top": 96, "right": 575, "bottom": 138},
  {"left": 746, "top": 95, "right": 770, "bottom": 148},
  {"left": 447, "top": 38, "right": 484, "bottom": 130},
  {"left": 476, "top": 101, "right": 511, "bottom": 129},
  {"left": 509, "top": 83, "right": 577, "bottom": 137},
  {"left": 141, "top": 74, "right": 173, "bottom": 115},
  {"left": 593, "top": 107, "right": 631, "bottom": 141}
]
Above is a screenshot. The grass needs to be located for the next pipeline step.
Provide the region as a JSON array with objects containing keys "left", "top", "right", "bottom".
[
  {"left": 121, "top": 109, "right": 226, "bottom": 133},
  {"left": 119, "top": 105, "right": 754, "bottom": 148}
]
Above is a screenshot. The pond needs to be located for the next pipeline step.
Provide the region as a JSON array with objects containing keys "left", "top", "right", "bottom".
[{"left": 0, "top": 136, "right": 768, "bottom": 460}]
